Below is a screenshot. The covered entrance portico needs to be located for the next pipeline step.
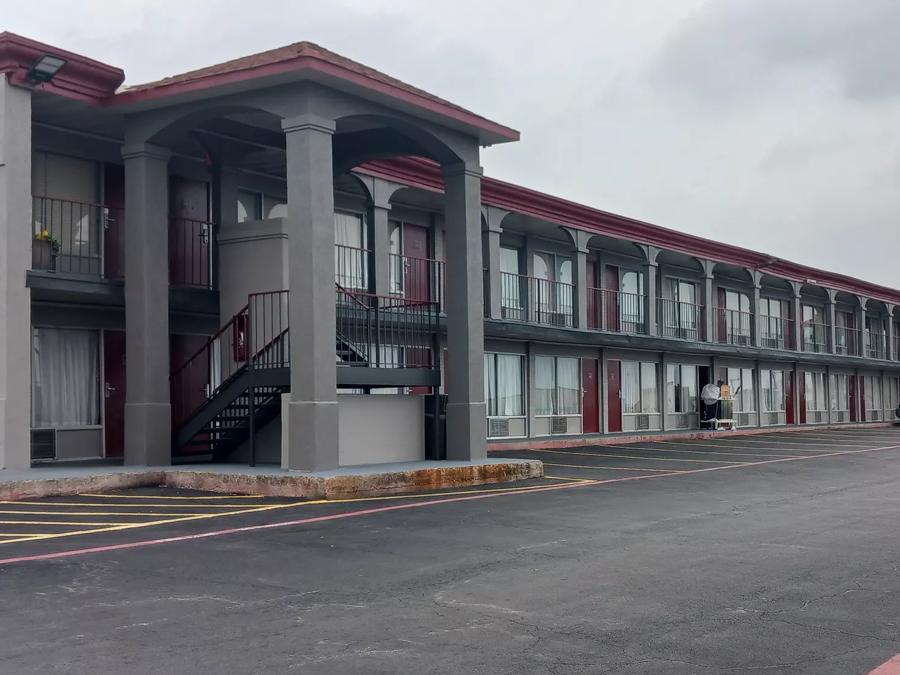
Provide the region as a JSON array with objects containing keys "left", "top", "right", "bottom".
[{"left": 112, "top": 43, "right": 520, "bottom": 470}]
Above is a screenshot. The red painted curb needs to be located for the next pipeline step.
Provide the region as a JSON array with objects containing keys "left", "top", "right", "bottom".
[{"left": 869, "top": 654, "right": 900, "bottom": 675}]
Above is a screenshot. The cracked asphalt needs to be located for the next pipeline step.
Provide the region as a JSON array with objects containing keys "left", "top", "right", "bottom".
[{"left": 1, "top": 428, "right": 900, "bottom": 674}]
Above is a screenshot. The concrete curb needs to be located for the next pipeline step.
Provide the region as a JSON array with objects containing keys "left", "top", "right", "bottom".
[{"left": 0, "top": 461, "right": 544, "bottom": 501}]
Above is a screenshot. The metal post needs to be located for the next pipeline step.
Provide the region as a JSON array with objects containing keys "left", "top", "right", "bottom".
[{"left": 247, "top": 296, "right": 256, "bottom": 467}]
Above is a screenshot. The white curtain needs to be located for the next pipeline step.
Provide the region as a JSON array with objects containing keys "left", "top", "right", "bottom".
[
  {"left": 496, "top": 354, "right": 523, "bottom": 417},
  {"left": 640, "top": 362, "right": 659, "bottom": 413},
  {"left": 484, "top": 354, "right": 498, "bottom": 416},
  {"left": 557, "top": 357, "right": 580, "bottom": 415},
  {"left": 622, "top": 361, "right": 640, "bottom": 414},
  {"left": 535, "top": 356, "right": 555, "bottom": 415},
  {"left": 31, "top": 328, "right": 100, "bottom": 428},
  {"left": 334, "top": 212, "right": 366, "bottom": 289}
]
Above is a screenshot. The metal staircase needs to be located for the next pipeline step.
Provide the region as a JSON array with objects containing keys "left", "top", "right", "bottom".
[{"left": 170, "top": 286, "right": 440, "bottom": 464}]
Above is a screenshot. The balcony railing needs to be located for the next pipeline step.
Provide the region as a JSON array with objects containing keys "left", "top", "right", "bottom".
[
  {"left": 334, "top": 244, "right": 369, "bottom": 292},
  {"left": 801, "top": 322, "right": 829, "bottom": 353},
  {"left": 389, "top": 253, "right": 445, "bottom": 309},
  {"left": 657, "top": 298, "right": 703, "bottom": 341},
  {"left": 865, "top": 331, "right": 886, "bottom": 360},
  {"left": 32, "top": 196, "right": 122, "bottom": 277},
  {"left": 714, "top": 308, "right": 753, "bottom": 346},
  {"left": 169, "top": 216, "right": 213, "bottom": 289},
  {"left": 499, "top": 272, "right": 574, "bottom": 327},
  {"left": 587, "top": 287, "right": 646, "bottom": 334},
  {"left": 834, "top": 326, "right": 861, "bottom": 356},
  {"left": 895, "top": 334, "right": 900, "bottom": 361},
  {"left": 759, "top": 315, "right": 795, "bottom": 350}
]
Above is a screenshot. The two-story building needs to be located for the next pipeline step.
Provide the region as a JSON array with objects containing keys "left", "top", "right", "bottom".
[{"left": 1, "top": 32, "right": 898, "bottom": 472}]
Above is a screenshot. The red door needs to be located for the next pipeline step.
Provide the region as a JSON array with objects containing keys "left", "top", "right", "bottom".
[
  {"left": 103, "top": 330, "right": 126, "bottom": 458},
  {"left": 785, "top": 371, "right": 795, "bottom": 425},
  {"left": 169, "top": 178, "right": 210, "bottom": 287},
  {"left": 170, "top": 334, "right": 211, "bottom": 447},
  {"left": 103, "top": 164, "right": 125, "bottom": 280},
  {"left": 850, "top": 375, "right": 859, "bottom": 422},
  {"left": 607, "top": 360, "right": 622, "bottom": 432},
  {"left": 798, "top": 372, "right": 807, "bottom": 424},
  {"left": 403, "top": 224, "right": 430, "bottom": 302},
  {"left": 604, "top": 265, "right": 619, "bottom": 331},
  {"left": 582, "top": 358, "right": 600, "bottom": 433}
]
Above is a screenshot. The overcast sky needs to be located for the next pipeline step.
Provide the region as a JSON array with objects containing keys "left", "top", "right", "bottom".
[{"left": 9, "top": 0, "right": 900, "bottom": 287}]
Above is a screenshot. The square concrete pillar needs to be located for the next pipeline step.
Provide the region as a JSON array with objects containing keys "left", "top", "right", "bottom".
[
  {"left": 482, "top": 206, "right": 508, "bottom": 321},
  {"left": 122, "top": 142, "right": 172, "bottom": 466},
  {"left": 0, "top": 75, "right": 32, "bottom": 470},
  {"left": 644, "top": 262, "right": 658, "bottom": 336},
  {"left": 887, "top": 305, "right": 895, "bottom": 361},
  {"left": 792, "top": 291, "right": 803, "bottom": 353},
  {"left": 281, "top": 115, "right": 339, "bottom": 471},
  {"left": 369, "top": 202, "right": 392, "bottom": 298},
  {"left": 703, "top": 271, "right": 715, "bottom": 342},
  {"left": 750, "top": 274, "right": 762, "bottom": 347},
  {"left": 825, "top": 292, "right": 837, "bottom": 354},
  {"left": 855, "top": 297, "right": 867, "bottom": 357},
  {"left": 443, "top": 162, "right": 487, "bottom": 461},
  {"left": 210, "top": 164, "right": 241, "bottom": 291}
]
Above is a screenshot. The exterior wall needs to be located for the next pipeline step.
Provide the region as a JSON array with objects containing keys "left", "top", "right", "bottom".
[
  {"left": 337, "top": 394, "right": 425, "bottom": 466},
  {"left": 218, "top": 218, "right": 290, "bottom": 321}
]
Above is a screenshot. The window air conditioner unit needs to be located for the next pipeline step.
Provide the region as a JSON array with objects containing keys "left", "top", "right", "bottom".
[
  {"left": 737, "top": 412, "right": 751, "bottom": 427},
  {"left": 31, "top": 429, "right": 55, "bottom": 461},
  {"left": 767, "top": 412, "right": 781, "bottom": 425},
  {"left": 635, "top": 414, "right": 651, "bottom": 430},
  {"left": 489, "top": 418, "right": 510, "bottom": 438},
  {"left": 550, "top": 416, "right": 568, "bottom": 434}
]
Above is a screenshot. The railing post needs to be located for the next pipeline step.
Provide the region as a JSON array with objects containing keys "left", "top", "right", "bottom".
[{"left": 246, "top": 295, "right": 256, "bottom": 466}]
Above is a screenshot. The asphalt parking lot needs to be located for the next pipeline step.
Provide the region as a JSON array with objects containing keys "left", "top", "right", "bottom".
[{"left": 1, "top": 428, "right": 900, "bottom": 674}]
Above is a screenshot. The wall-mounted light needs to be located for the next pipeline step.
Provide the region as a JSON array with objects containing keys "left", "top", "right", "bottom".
[{"left": 27, "top": 54, "right": 67, "bottom": 84}]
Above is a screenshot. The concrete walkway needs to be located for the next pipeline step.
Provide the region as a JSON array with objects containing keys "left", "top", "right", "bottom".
[{"left": 0, "top": 459, "right": 543, "bottom": 501}]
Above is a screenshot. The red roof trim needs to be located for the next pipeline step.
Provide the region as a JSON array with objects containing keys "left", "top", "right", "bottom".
[
  {"left": 358, "top": 157, "right": 900, "bottom": 305},
  {"left": 109, "top": 51, "right": 519, "bottom": 143},
  {"left": 0, "top": 32, "right": 123, "bottom": 102}
]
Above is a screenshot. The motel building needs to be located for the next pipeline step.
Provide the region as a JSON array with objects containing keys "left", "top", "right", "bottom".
[{"left": 1, "top": 32, "right": 899, "bottom": 473}]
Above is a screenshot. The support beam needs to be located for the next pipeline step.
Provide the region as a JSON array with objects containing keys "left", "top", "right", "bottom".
[
  {"left": 210, "top": 163, "right": 240, "bottom": 293},
  {"left": 482, "top": 206, "right": 509, "bottom": 320},
  {"left": 825, "top": 289, "right": 838, "bottom": 355},
  {"left": 855, "top": 295, "right": 867, "bottom": 358},
  {"left": 887, "top": 305, "right": 896, "bottom": 361},
  {"left": 789, "top": 281, "right": 803, "bottom": 353},
  {"left": 643, "top": 246, "right": 661, "bottom": 336},
  {"left": 701, "top": 260, "right": 715, "bottom": 342},
  {"left": 0, "top": 75, "right": 32, "bottom": 470},
  {"left": 282, "top": 114, "right": 339, "bottom": 471},
  {"left": 361, "top": 176, "right": 405, "bottom": 298},
  {"left": 562, "top": 227, "right": 591, "bottom": 329},
  {"left": 122, "top": 141, "right": 172, "bottom": 465},
  {"left": 749, "top": 270, "right": 762, "bottom": 347},
  {"left": 443, "top": 161, "right": 487, "bottom": 461}
]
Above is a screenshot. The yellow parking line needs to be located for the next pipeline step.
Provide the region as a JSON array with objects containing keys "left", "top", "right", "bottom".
[
  {"left": 81, "top": 493, "right": 266, "bottom": 500},
  {"left": 0, "top": 520, "right": 154, "bottom": 527},
  {"left": 541, "top": 475, "right": 588, "bottom": 481},
  {"left": 0, "top": 533, "right": 51, "bottom": 538},
  {"left": 0, "top": 510, "right": 238, "bottom": 517},
  {"left": 529, "top": 448, "right": 745, "bottom": 464},
  {"left": 0, "top": 501, "right": 267, "bottom": 509},
  {"left": 544, "top": 462, "right": 684, "bottom": 473}
]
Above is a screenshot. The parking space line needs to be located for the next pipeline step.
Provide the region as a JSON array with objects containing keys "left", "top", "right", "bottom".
[
  {"left": 695, "top": 437, "right": 869, "bottom": 448},
  {"left": 544, "top": 462, "right": 687, "bottom": 473},
  {"left": 527, "top": 448, "right": 751, "bottom": 464},
  {"left": 0, "top": 510, "right": 230, "bottom": 517},
  {"left": 0, "top": 501, "right": 270, "bottom": 509},
  {"left": 0, "top": 520, "right": 158, "bottom": 526},
  {"left": 625, "top": 442, "right": 803, "bottom": 458},
  {"left": 541, "top": 475, "right": 589, "bottom": 482},
  {"left": 652, "top": 440, "right": 828, "bottom": 454},
  {"left": 82, "top": 493, "right": 266, "bottom": 500}
]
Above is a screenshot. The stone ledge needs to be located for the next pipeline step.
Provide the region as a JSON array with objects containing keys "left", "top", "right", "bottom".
[{"left": 0, "top": 460, "right": 543, "bottom": 501}]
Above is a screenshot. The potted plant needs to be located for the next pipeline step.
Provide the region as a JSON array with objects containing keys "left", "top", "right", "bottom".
[{"left": 33, "top": 229, "right": 61, "bottom": 271}]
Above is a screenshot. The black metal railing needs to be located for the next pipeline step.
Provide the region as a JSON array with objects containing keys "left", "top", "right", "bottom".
[
  {"left": 389, "top": 253, "right": 445, "bottom": 309},
  {"left": 657, "top": 298, "right": 703, "bottom": 340},
  {"left": 499, "top": 272, "right": 575, "bottom": 327},
  {"left": 587, "top": 288, "right": 646, "bottom": 333},
  {"left": 835, "top": 326, "right": 861, "bottom": 356},
  {"left": 801, "top": 322, "right": 829, "bottom": 353},
  {"left": 865, "top": 331, "right": 886, "bottom": 360},
  {"left": 169, "top": 216, "right": 213, "bottom": 288},
  {"left": 32, "top": 196, "right": 121, "bottom": 277},
  {"left": 714, "top": 308, "right": 753, "bottom": 345},
  {"left": 335, "top": 244, "right": 369, "bottom": 291},
  {"left": 248, "top": 290, "right": 291, "bottom": 369},
  {"left": 759, "top": 315, "right": 795, "bottom": 350}
]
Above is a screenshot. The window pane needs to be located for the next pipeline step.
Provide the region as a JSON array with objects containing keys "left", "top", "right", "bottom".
[
  {"left": 622, "top": 361, "right": 640, "bottom": 414},
  {"left": 499, "top": 247, "right": 520, "bottom": 275},
  {"left": 237, "top": 190, "right": 260, "bottom": 223},
  {"left": 496, "top": 354, "right": 524, "bottom": 417},
  {"left": 682, "top": 365, "right": 698, "bottom": 412},
  {"left": 533, "top": 253, "right": 551, "bottom": 281},
  {"left": 557, "top": 358, "right": 580, "bottom": 415},
  {"left": 535, "top": 356, "right": 555, "bottom": 416},
  {"left": 640, "top": 362, "right": 658, "bottom": 413},
  {"left": 665, "top": 364, "right": 678, "bottom": 413},
  {"left": 31, "top": 328, "right": 100, "bottom": 427},
  {"left": 484, "top": 354, "right": 497, "bottom": 417}
]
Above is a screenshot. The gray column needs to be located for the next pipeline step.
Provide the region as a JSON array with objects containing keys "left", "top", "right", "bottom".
[
  {"left": 0, "top": 75, "right": 32, "bottom": 470},
  {"left": 825, "top": 289, "right": 837, "bottom": 354},
  {"left": 563, "top": 227, "right": 591, "bottom": 329},
  {"left": 887, "top": 305, "right": 895, "bottom": 361},
  {"left": 210, "top": 164, "right": 240, "bottom": 293},
  {"left": 282, "top": 115, "right": 339, "bottom": 471},
  {"left": 443, "top": 162, "right": 487, "bottom": 461},
  {"left": 790, "top": 282, "right": 802, "bottom": 353},
  {"left": 702, "top": 260, "right": 715, "bottom": 342},
  {"left": 750, "top": 270, "right": 762, "bottom": 347},
  {"left": 122, "top": 142, "right": 172, "bottom": 466},
  {"left": 644, "top": 248, "right": 660, "bottom": 336},
  {"left": 855, "top": 296, "right": 867, "bottom": 357},
  {"left": 482, "top": 206, "right": 508, "bottom": 320},
  {"left": 369, "top": 201, "right": 392, "bottom": 297}
]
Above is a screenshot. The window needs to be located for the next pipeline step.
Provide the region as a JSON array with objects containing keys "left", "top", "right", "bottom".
[
  {"left": 724, "top": 290, "right": 751, "bottom": 342},
  {"left": 532, "top": 252, "right": 574, "bottom": 322},
  {"left": 237, "top": 190, "right": 262, "bottom": 223},
  {"left": 334, "top": 211, "right": 367, "bottom": 289},
  {"left": 264, "top": 196, "right": 287, "bottom": 219},
  {"left": 864, "top": 375, "right": 882, "bottom": 412},
  {"left": 31, "top": 328, "right": 100, "bottom": 428},
  {"left": 830, "top": 374, "right": 850, "bottom": 413},
  {"left": 802, "top": 305, "right": 826, "bottom": 351},
  {"left": 865, "top": 317, "right": 885, "bottom": 358},
  {"left": 666, "top": 364, "right": 698, "bottom": 414},
  {"left": 389, "top": 221, "right": 403, "bottom": 294},
  {"left": 534, "top": 356, "right": 581, "bottom": 416},
  {"left": 759, "top": 297, "right": 785, "bottom": 346},
  {"left": 804, "top": 372, "right": 827, "bottom": 413},
  {"left": 620, "top": 270, "right": 645, "bottom": 331},
  {"left": 484, "top": 353, "right": 525, "bottom": 418},
  {"left": 622, "top": 361, "right": 659, "bottom": 414},
  {"left": 760, "top": 369, "right": 786, "bottom": 412},
  {"left": 722, "top": 367, "right": 756, "bottom": 412},
  {"left": 663, "top": 279, "right": 698, "bottom": 337},
  {"left": 499, "top": 247, "right": 523, "bottom": 318}
]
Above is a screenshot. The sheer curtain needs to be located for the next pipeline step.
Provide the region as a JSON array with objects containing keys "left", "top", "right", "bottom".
[
  {"left": 535, "top": 356, "right": 555, "bottom": 415},
  {"left": 496, "top": 354, "right": 523, "bottom": 417},
  {"left": 484, "top": 354, "right": 498, "bottom": 416},
  {"left": 557, "top": 357, "right": 580, "bottom": 415},
  {"left": 621, "top": 361, "right": 640, "bottom": 414},
  {"left": 334, "top": 212, "right": 365, "bottom": 289},
  {"left": 31, "top": 328, "right": 100, "bottom": 428}
]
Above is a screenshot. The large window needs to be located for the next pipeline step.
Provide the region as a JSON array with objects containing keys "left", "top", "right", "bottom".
[
  {"left": 535, "top": 356, "right": 580, "bottom": 416},
  {"left": 620, "top": 270, "right": 645, "bottom": 331},
  {"left": 830, "top": 373, "right": 850, "bottom": 421},
  {"left": 31, "top": 328, "right": 100, "bottom": 428},
  {"left": 759, "top": 297, "right": 786, "bottom": 348},
  {"left": 666, "top": 363, "right": 698, "bottom": 414},
  {"left": 761, "top": 369, "right": 786, "bottom": 412},
  {"left": 663, "top": 279, "right": 698, "bottom": 338},
  {"left": 484, "top": 353, "right": 525, "bottom": 418},
  {"left": 864, "top": 375, "right": 883, "bottom": 419},
  {"left": 802, "top": 305, "right": 827, "bottom": 352},
  {"left": 499, "top": 247, "right": 523, "bottom": 317},
  {"left": 724, "top": 289, "right": 752, "bottom": 343},
  {"left": 236, "top": 191, "right": 286, "bottom": 222},
  {"left": 532, "top": 252, "right": 574, "bottom": 322},
  {"left": 804, "top": 371, "right": 827, "bottom": 421},
  {"left": 334, "top": 211, "right": 368, "bottom": 290},
  {"left": 622, "top": 361, "right": 659, "bottom": 414}
]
